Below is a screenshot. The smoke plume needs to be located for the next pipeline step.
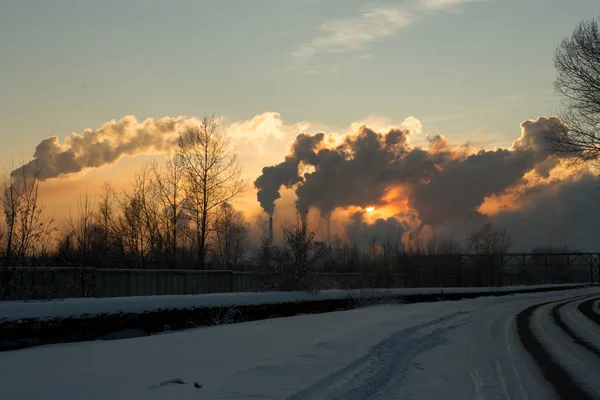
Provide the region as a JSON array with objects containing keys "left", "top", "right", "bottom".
[
  {"left": 490, "top": 173, "right": 600, "bottom": 251},
  {"left": 255, "top": 116, "right": 570, "bottom": 238},
  {"left": 12, "top": 115, "right": 193, "bottom": 181},
  {"left": 409, "top": 117, "right": 563, "bottom": 226},
  {"left": 254, "top": 133, "right": 326, "bottom": 215}
]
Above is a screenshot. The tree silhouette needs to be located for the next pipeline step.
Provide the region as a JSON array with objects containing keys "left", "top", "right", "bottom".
[{"left": 545, "top": 16, "right": 600, "bottom": 164}]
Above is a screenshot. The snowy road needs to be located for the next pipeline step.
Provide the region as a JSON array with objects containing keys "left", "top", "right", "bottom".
[{"left": 1, "top": 287, "right": 600, "bottom": 400}]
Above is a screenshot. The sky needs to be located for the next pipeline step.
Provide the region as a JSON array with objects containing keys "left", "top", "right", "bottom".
[{"left": 1, "top": 0, "right": 599, "bottom": 250}]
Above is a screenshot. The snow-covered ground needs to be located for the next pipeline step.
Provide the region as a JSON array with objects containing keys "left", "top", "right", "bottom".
[
  {"left": 0, "top": 283, "right": 585, "bottom": 322},
  {"left": 0, "top": 286, "right": 599, "bottom": 400}
]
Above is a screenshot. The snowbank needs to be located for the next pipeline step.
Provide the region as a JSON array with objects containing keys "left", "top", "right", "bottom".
[{"left": 0, "top": 283, "right": 586, "bottom": 323}]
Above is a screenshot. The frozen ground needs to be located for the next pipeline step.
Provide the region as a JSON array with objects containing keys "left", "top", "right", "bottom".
[{"left": 1, "top": 286, "right": 599, "bottom": 400}]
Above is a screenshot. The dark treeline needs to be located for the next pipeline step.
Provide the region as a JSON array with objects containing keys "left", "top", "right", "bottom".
[{"left": 253, "top": 216, "right": 588, "bottom": 292}]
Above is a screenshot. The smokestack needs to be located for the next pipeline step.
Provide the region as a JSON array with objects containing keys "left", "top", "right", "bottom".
[
  {"left": 325, "top": 212, "right": 332, "bottom": 243},
  {"left": 409, "top": 223, "right": 425, "bottom": 240},
  {"left": 268, "top": 215, "right": 274, "bottom": 245}
]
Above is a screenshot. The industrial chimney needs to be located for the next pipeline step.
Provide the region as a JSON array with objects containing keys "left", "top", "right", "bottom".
[
  {"left": 268, "top": 215, "right": 274, "bottom": 245},
  {"left": 294, "top": 200, "right": 309, "bottom": 237},
  {"left": 325, "top": 212, "right": 332, "bottom": 243}
]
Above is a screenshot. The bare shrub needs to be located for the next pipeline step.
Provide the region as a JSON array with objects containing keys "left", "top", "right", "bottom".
[
  {"left": 257, "top": 213, "right": 330, "bottom": 292},
  {"left": 1, "top": 162, "right": 56, "bottom": 299},
  {"left": 209, "top": 307, "right": 242, "bottom": 326}
]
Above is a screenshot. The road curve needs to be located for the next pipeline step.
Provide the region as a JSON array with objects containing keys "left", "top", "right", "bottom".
[
  {"left": 578, "top": 296, "right": 600, "bottom": 327},
  {"left": 516, "top": 296, "right": 596, "bottom": 400},
  {"left": 551, "top": 297, "right": 600, "bottom": 358},
  {"left": 283, "top": 288, "right": 600, "bottom": 400}
]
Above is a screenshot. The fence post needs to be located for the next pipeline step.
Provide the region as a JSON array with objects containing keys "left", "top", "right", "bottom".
[
  {"left": 432, "top": 255, "right": 437, "bottom": 287},
  {"left": 597, "top": 255, "right": 600, "bottom": 286},
  {"left": 499, "top": 254, "right": 503, "bottom": 287},
  {"left": 128, "top": 270, "right": 134, "bottom": 297}
]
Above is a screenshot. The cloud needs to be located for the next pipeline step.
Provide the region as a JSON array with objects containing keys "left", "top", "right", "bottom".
[
  {"left": 292, "top": 0, "right": 486, "bottom": 61},
  {"left": 225, "top": 112, "right": 312, "bottom": 156},
  {"left": 291, "top": 5, "right": 413, "bottom": 60},
  {"left": 418, "top": 0, "right": 486, "bottom": 11}
]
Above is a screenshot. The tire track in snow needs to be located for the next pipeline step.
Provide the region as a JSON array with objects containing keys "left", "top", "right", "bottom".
[
  {"left": 504, "top": 314, "right": 529, "bottom": 400},
  {"left": 468, "top": 339, "right": 485, "bottom": 400},
  {"left": 552, "top": 296, "right": 600, "bottom": 358},
  {"left": 286, "top": 311, "right": 469, "bottom": 400},
  {"left": 578, "top": 296, "right": 600, "bottom": 327},
  {"left": 516, "top": 296, "right": 595, "bottom": 400},
  {"left": 468, "top": 368, "right": 485, "bottom": 400},
  {"left": 493, "top": 360, "right": 511, "bottom": 400}
]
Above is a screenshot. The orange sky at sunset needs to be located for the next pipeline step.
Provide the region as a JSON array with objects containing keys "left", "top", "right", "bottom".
[{"left": 10, "top": 110, "right": 597, "bottom": 252}]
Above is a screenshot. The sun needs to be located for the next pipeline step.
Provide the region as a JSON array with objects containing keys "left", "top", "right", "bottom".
[{"left": 365, "top": 206, "right": 375, "bottom": 213}]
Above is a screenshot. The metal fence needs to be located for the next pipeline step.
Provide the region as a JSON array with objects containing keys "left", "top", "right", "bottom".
[{"left": 1, "top": 253, "right": 595, "bottom": 300}]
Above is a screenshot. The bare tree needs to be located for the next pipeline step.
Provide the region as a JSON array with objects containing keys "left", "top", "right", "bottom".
[
  {"left": 381, "top": 234, "right": 402, "bottom": 262},
  {"left": 150, "top": 156, "right": 186, "bottom": 269},
  {"left": 1, "top": 162, "right": 55, "bottom": 299},
  {"left": 212, "top": 202, "right": 249, "bottom": 268},
  {"left": 134, "top": 166, "right": 164, "bottom": 265},
  {"left": 425, "top": 233, "right": 438, "bottom": 256},
  {"left": 368, "top": 236, "right": 381, "bottom": 262},
  {"left": 64, "top": 189, "right": 98, "bottom": 296},
  {"left": 96, "top": 182, "right": 117, "bottom": 268},
  {"left": 467, "top": 222, "right": 512, "bottom": 284},
  {"left": 327, "top": 235, "right": 361, "bottom": 273},
  {"left": 403, "top": 236, "right": 425, "bottom": 256},
  {"left": 468, "top": 222, "right": 512, "bottom": 255},
  {"left": 115, "top": 166, "right": 172, "bottom": 268},
  {"left": 175, "top": 116, "right": 246, "bottom": 269},
  {"left": 436, "top": 236, "right": 464, "bottom": 255},
  {"left": 114, "top": 179, "right": 152, "bottom": 269},
  {"left": 545, "top": 17, "right": 600, "bottom": 164}
]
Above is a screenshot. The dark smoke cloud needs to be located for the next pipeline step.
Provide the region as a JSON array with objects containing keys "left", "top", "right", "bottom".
[
  {"left": 410, "top": 148, "right": 530, "bottom": 226},
  {"left": 254, "top": 133, "right": 325, "bottom": 215},
  {"left": 409, "top": 117, "right": 564, "bottom": 226},
  {"left": 296, "top": 126, "right": 420, "bottom": 214},
  {"left": 255, "top": 124, "right": 444, "bottom": 216},
  {"left": 344, "top": 211, "right": 410, "bottom": 250},
  {"left": 12, "top": 115, "right": 190, "bottom": 181},
  {"left": 490, "top": 173, "right": 600, "bottom": 251},
  {"left": 255, "top": 116, "right": 570, "bottom": 237}
]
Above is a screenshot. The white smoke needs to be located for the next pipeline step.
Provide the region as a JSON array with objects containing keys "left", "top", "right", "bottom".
[{"left": 12, "top": 115, "right": 197, "bottom": 181}]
